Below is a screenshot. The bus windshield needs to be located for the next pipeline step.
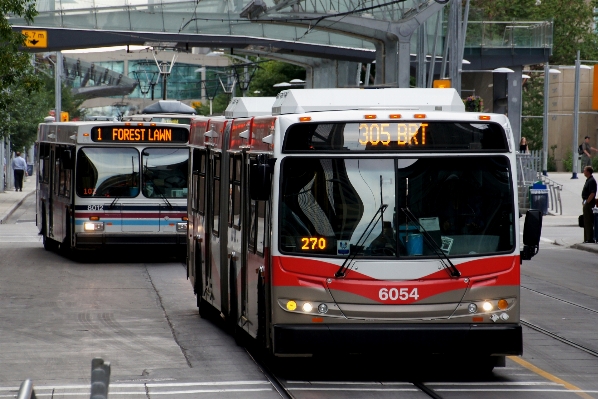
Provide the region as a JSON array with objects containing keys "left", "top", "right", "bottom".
[
  {"left": 279, "top": 156, "right": 514, "bottom": 258},
  {"left": 76, "top": 147, "right": 140, "bottom": 197},
  {"left": 141, "top": 148, "right": 188, "bottom": 199}
]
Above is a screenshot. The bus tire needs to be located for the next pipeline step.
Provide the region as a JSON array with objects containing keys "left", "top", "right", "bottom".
[
  {"left": 194, "top": 243, "right": 204, "bottom": 307},
  {"left": 60, "top": 214, "right": 72, "bottom": 256},
  {"left": 41, "top": 207, "right": 56, "bottom": 251}
]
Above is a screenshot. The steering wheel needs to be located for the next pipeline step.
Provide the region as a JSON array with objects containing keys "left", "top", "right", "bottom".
[{"left": 164, "top": 176, "right": 186, "bottom": 187}]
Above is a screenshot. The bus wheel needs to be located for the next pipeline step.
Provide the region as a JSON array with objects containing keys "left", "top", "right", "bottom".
[
  {"left": 60, "top": 215, "right": 72, "bottom": 256},
  {"left": 41, "top": 209, "right": 56, "bottom": 251}
]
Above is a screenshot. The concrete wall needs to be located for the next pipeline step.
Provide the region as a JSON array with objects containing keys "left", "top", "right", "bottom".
[{"left": 547, "top": 67, "right": 598, "bottom": 171}]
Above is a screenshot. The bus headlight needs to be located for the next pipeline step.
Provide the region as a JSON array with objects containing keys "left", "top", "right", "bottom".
[
  {"left": 302, "top": 302, "right": 313, "bottom": 312},
  {"left": 176, "top": 222, "right": 188, "bottom": 232},
  {"left": 482, "top": 301, "right": 494, "bottom": 312},
  {"left": 84, "top": 222, "right": 104, "bottom": 231}
]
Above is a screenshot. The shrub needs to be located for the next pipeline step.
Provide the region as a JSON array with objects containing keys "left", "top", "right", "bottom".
[{"left": 562, "top": 148, "right": 573, "bottom": 172}]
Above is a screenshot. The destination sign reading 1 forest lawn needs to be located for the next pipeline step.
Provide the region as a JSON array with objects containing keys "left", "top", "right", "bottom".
[{"left": 90, "top": 126, "right": 189, "bottom": 143}]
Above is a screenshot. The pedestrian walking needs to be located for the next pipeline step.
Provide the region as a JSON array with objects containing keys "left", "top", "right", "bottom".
[
  {"left": 581, "top": 166, "right": 597, "bottom": 243},
  {"left": 580, "top": 136, "right": 598, "bottom": 168},
  {"left": 11, "top": 151, "right": 27, "bottom": 192}
]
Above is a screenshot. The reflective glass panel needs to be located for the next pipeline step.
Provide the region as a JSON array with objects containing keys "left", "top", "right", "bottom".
[
  {"left": 141, "top": 148, "right": 188, "bottom": 198},
  {"left": 279, "top": 156, "right": 514, "bottom": 258},
  {"left": 76, "top": 147, "right": 140, "bottom": 197}
]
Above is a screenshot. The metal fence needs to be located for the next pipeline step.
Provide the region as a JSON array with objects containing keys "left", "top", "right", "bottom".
[{"left": 516, "top": 151, "right": 562, "bottom": 215}]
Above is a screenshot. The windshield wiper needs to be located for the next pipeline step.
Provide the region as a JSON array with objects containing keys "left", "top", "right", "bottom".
[
  {"left": 153, "top": 183, "right": 173, "bottom": 209},
  {"left": 108, "top": 196, "right": 120, "bottom": 209},
  {"left": 401, "top": 207, "right": 461, "bottom": 278},
  {"left": 335, "top": 204, "right": 387, "bottom": 278}
]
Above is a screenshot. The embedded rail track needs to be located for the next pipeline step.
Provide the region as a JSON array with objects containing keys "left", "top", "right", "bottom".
[{"left": 521, "top": 285, "right": 598, "bottom": 359}]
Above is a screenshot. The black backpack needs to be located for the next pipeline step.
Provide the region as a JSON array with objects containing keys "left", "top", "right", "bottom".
[{"left": 578, "top": 144, "right": 584, "bottom": 155}]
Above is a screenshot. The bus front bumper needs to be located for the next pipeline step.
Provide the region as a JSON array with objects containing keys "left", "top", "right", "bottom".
[
  {"left": 76, "top": 232, "right": 186, "bottom": 247},
  {"left": 273, "top": 323, "right": 522, "bottom": 356}
]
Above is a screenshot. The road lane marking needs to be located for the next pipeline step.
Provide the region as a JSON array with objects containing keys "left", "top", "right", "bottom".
[{"left": 509, "top": 356, "right": 595, "bottom": 399}]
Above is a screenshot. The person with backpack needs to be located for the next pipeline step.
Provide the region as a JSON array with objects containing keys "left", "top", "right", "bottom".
[{"left": 580, "top": 136, "right": 598, "bottom": 168}]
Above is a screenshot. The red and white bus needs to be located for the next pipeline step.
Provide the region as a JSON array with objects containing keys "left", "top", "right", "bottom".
[{"left": 186, "top": 88, "right": 542, "bottom": 370}]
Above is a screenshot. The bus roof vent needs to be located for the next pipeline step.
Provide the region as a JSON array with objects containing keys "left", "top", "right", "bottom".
[
  {"left": 224, "top": 97, "right": 276, "bottom": 118},
  {"left": 272, "top": 88, "right": 465, "bottom": 115}
]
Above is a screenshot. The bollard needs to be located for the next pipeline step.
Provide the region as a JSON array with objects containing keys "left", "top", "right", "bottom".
[
  {"left": 90, "top": 358, "right": 110, "bottom": 399},
  {"left": 16, "top": 379, "right": 36, "bottom": 399}
]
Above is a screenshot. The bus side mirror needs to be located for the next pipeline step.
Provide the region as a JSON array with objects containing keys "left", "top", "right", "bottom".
[
  {"left": 521, "top": 209, "right": 542, "bottom": 261},
  {"left": 61, "top": 150, "right": 73, "bottom": 169},
  {"left": 249, "top": 155, "right": 276, "bottom": 201}
]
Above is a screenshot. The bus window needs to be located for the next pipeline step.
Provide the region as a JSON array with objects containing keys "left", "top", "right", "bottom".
[
  {"left": 212, "top": 154, "right": 221, "bottom": 236},
  {"left": 141, "top": 148, "right": 188, "bottom": 198},
  {"left": 39, "top": 143, "right": 50, "bottom": 184},
  {"left": 76, "top": 147, "right": 140, "bottom": 197},
  {"left": 230, "top": 155, "right": 242, "bottom": 229},
  {"left": 191, "top": 149, "right": 205, "bottom": 213},
  {"left": 249, "top": 199, "right": 267, "bottom": 256}
]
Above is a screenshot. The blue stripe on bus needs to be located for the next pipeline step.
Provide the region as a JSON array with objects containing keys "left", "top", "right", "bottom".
[{"left": 75, "top": 219, "right": 169, "bottom": 226}]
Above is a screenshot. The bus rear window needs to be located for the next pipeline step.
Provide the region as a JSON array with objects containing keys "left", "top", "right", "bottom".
[{"left": 283, "top": 122, "right": 508, "bottom": 152}]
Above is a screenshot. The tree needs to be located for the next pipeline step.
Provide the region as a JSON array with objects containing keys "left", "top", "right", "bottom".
[
  {"left": 192, "top": 60, "right": 306, "bottom": 115},
  {"left": 248, "top": 61, "right": 306, "bottom": 97},
  {"left": 471, "top": 0, "right": 598, "bottom": 64},
  {"left": 0, "top": 0, "right": 45, "bottom": 151}
]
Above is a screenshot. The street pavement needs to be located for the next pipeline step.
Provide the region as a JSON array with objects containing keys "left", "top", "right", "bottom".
[
  {"left": 0, "top": 173, "right": 36, "bottom": 224},
  {"left": 0, "top": 172, "right": 596, "bottom": 254}
]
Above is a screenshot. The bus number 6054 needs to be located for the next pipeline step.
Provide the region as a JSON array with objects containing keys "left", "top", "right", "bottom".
[{"left": 379, "top": 287, "right": 419, "bottom": 301}]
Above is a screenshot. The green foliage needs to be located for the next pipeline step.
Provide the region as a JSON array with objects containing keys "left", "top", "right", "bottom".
[
  {"left": 562, "top": 148, "right": 573, "bottom": 172},
  {"left": 0, "top": 0, "right": 43, "bottom": 143},
  {"left": 5, "top": 70, "right": 85, "bottom": 152},
  {"left": 463, "top": 95, "right": 483, "bottom": 112},
  {"left": 248, "top": 61, "right": 306, "bottom": 97},
  {"left": 470, "top": 0, "right": 598, "bottom": 64},
  {"left": 194, "top": 92, "right": 231, "bottom": 116},
  {"left": 547, "top": 145, "right": 557, "bottom": 172},
  {"left": 521, "top": 72, "right": 544, "bottom": 151}
]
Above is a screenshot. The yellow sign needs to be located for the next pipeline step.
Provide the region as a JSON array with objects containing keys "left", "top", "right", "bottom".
[
  {"left": 60, "top": 111, "right": 69, "bottom": 122},
  {"left": 22, "top": 30, "right": 47, "bottom": 48}
]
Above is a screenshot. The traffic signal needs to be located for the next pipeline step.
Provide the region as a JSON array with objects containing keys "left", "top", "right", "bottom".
[{"left": 60, "top": 111, "right": 69, "bottom": 122}]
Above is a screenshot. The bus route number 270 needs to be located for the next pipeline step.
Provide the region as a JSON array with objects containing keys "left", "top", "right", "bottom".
[{"left": 379, "top": 287, "right": 419, "bottom": 301}]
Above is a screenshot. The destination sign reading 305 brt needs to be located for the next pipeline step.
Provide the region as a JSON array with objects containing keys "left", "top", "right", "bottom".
[{"left": 90, "top": 126, "right": 189, "bottom": 143}]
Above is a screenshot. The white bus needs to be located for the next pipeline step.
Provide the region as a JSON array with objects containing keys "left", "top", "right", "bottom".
[
  {"left": 186, "top": 88, "right": 543, "bottom": 370},
  {"left": 36, "top": 120, "right": 190, "bottom": 254}
]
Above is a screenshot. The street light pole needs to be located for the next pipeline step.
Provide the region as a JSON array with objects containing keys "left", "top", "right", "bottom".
[
  {"left": 542, "top": 63, "right": 549, "bottom": 176},
  {"left": 571, "top": 51, "right": 583, "bottom": 179}
]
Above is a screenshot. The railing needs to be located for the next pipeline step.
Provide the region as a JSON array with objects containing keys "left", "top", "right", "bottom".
[
  {"left": 516, "top": 151, "right": 562, "bottom": 215},
  {"left": 17, "top": 358, "right": 110, "bottom": 399},
  {"left": 465, "top": 21, "right": 553, "bottom": 50}
]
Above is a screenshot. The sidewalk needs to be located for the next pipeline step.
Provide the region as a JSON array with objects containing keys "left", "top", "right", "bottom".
[
  {"left": 539, "top": 172, "right": 598, "bottom": 254},
  {"left": 0, "top": 175, "right": 36, "bottom": 224}
]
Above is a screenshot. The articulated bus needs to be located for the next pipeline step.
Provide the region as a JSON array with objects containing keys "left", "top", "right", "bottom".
[
  {"left": 186, "top": 88, "right": 542, "bottom": 370},
  {"left": 36, "top": 120, "right": 190, "bottom": 254}
]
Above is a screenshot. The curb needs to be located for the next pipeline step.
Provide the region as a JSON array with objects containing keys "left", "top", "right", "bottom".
[
  {"left": 0, "top": 190, "right": 35, "bottom": 224},
  {"left": 570, "top": 243, "right": 598, "bottom": 255}
]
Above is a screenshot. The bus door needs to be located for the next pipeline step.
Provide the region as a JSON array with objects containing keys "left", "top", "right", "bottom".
[
  {"left": 244, "top": 153, "right": 272, "bottom": 340},
  {"left": 51, "top": 146, "right": 75, "bottom": 245},
  {"left": 189, "top": 147, "right": 209, "bottom": 301},
  {"left": 207, "top": 149, "right": 223, "bottom": 310},
  {"left": 227, "top": 151, "right": 245, "bottom": 332}
]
